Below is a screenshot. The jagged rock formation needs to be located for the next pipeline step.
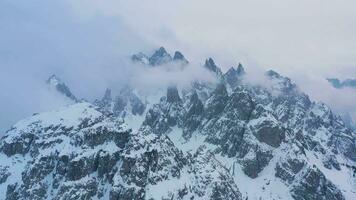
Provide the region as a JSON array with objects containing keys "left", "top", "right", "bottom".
[
  {"left": 131, "top": 52, "right": 149, "bottom": 65},
  {"left": 46, "top": 75, "right": 77, "bottom": 102},
  {"left": 1, "top": 49, "right": 355, "bottom": 200},
  {"left": 0, "top": 103, "right": 242, "bottom": 200},
  {"left": 327, "top": 78, "right": 356, "bottom": 89},
  {"left": 94, "top": 87, "right": 146, "bottom": 118},
  {"left": 173, "top": 51, "right": 189, "bottom": 65},
  {"left": 204, "top": 58, "right": 223, "bottom": 77},
  {"left": 223, "top": 63, "right": 245, "bottom": 89},
  {"left": 131, "top": 47, "right": 188, "bottom": 67}
]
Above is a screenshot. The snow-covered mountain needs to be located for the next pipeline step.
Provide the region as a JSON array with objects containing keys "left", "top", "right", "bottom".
[
  {"left": 131, "top": 47, "right": 188, "bottom": 66},
  {"left": 0, "top": 48, "right": 355, "bottom": 200}
]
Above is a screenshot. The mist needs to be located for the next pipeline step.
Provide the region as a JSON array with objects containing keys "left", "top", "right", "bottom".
[{"left": 1, "top": 0, "right": 356, "bottom": 133}]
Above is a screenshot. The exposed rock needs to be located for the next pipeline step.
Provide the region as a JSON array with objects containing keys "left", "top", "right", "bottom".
[
  {"left": 149, "top": 47, "right": 172, "bottom": 66},
  {"left": 167, "top": 86, "right": 181, "bottom": 103},
  {"left": 204, "top": 58, "right": 223, "bottom": 77},
  {"left": 183, "top": 91, "right": 204, "bottom": 139},
  {"left": 223, "top": 63, "right": 245, "bottom": 89},
  {"left": 0, "top": 166, "right": 10, "bottom": 184},
  {"left": 275, "top": 158, "right": 305, "bottom": 183},
  {"left": 204, "top": 82, "right": 228, "bottom": 119},
  {"left": 173, "top": 51, "right": 189, "bottom": 65},
  {"left": 253, "top": 120, "right": 285, "bottom": 148},
  {"left": 291, "top": 167, "right": 345, "bottom": 200},
  {"left": 46, "top": 74, "right": 77, "bottom": 102},
  {"left": 131, "top": 52, "right": 149, "bottom": 65},
  {"left": 241, "top": 149, "right": 273, "bottom": 178},
  {"left": 1, "top": 51, "right": 355, "bottom": 200}
]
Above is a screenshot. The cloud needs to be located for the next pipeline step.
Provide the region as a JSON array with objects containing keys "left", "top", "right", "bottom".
[
  {"left": 1, "top": 0, "right": 356, "bottom": 132},
  {"left": 0, "top": 0, "right": 152, "bottom": 133},
  {"left": 291, "top": 71, "right": 356, "bottom": 122},
  {"left": 129, "top": 62, "right": 217, "bottom": 94}
]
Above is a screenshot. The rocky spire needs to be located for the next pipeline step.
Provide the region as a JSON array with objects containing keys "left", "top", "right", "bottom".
[
  {"left": 204, "top": 82, "right": 228, "bottom": 119},
  {"left": 173, "top": 51, "right": 189, "bottom": 65},
  {"left": 236, "top": 63, "right": 245, "bottom": 75},
  {"left": 149, "top": 47, "right": 172, "bottom": 66},
  {"left": 167, "top": 85, "right": 181, "bottom": 103},
  {"left": 327, "top": 78, "right": 356, "bottom": 89},
  {"left": 131, "top": 52, "right": 149, "bottom": 65},
  {"left": 46, "top": 74, "right": 77, "bottom": 102},
  {"left": 266, "top": 70, "right": 281, "bottom": 78},
  {"left": 102, "top": 88, "right": 112, "bottom": 104},
  {"left": 204, "top": 58, "right": 222, "bottom": 76},
  {"left": 223, "top": 63, "right": 245, "bottom": 89}
]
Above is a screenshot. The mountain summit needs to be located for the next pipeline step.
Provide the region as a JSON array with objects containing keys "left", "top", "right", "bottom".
[
  {"left": 328, "top": 78, "right": 356, "bottom": 89},
  {"left": 46, "top": 74, "right": 77, "bottom": 102},
  {"left": 132, "top": 47, "right": 189, "bottom": 67}
]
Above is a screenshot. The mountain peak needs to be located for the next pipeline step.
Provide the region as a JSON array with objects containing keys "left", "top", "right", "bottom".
[
  {"left": 131, "top": 52, "right": 149, "bottom": 65},
  {"left": 223, "top": 64, "right": 245, "bottom": 89},
  {"left": 46, "top": 74, "right": 62, "bottom": 86},
  {"left": 132, "top": 47, "right": 189, "bottom": 67},
  {"left": 102, "top": 88, "right": 112, "bottom": 102},
  {"left": 266, "top": 69, "right": 281, "bottom": 78},
  {"left": 173, "top": 51, "right": 189, "bottom": 64},
  {"left": 149, "top": 46, "right": 172, "bottom": 66},
  {"left": 204, "top": 57, "right": 222, "bottom": 76},
  {"left": 327, "top": 78, "right": 356, "bottom": 89},
  {"left": 46, "top": 74, "right": 77, "bottom": 102},
  {"left": 226, "top": 66, "right": 237, "bottom": 74},
  {"left": 237, "top": 63, "right": 245, "bottom": 75}
]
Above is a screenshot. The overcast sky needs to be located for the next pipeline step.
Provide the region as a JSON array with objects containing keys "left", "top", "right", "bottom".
[{"left": 1, "top": 0, "right": 356, "bottom": 133}]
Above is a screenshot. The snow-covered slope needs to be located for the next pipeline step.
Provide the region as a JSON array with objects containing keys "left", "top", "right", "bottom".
[{"left": 0, "top": 48, "right": 355, "bottom": 200}]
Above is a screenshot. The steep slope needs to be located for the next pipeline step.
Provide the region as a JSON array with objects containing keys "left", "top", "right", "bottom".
[{"left": 0, "top": 102, "right": 242, "bottom": 200}]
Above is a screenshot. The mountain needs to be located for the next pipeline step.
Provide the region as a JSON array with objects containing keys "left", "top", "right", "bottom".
[
  {"left": 131, "top": 47, "right": 188, "bottom": 67},
  {"left": 0, "top": 49, "right": 355, "bottom": 200},
  {"left": 327, "top": 78, "right": 356, "bottom": 89},
  {"left": 47, "top": 75, "right": 77, "bottom": 102},
  {"left": 204, "top": 58, "right": 223, "bottom": 77},
  {"left": 173, "top": 51, "right": 189, "bottom": 65},
  {"left": 223, "top": 63, "right": 245, "bottom": 89}
]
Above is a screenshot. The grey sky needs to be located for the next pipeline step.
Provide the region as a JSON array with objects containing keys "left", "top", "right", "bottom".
[{"left": 1, "top": 0, "right": 356, "bottom": 133}]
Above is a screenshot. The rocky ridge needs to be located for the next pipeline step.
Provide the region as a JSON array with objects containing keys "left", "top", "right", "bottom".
[{"left": 0, "top": 47, "right": 355, "bottom": 200}]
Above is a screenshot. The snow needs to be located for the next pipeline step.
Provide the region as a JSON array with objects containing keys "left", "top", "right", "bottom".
[
  {"left": 10, "top": 102, "right": 101, "bottom": 133},
  {"left": 215, "top": 151, "right": 293, "bottom": 200},
  {"left": 168, "top": 127, "right": 208, "bottom": 153},
  {"left": 0, "top": 65, "right": 355, "bottom": 199},
  {"left": 305, "top": 150, "right": 356, "bottom": 199},
  {"left": 0, "top": 153, "right": 31, "bottom": 197},
  {"left": 146, "top": 167, "right": 191, "bottom": 199}
]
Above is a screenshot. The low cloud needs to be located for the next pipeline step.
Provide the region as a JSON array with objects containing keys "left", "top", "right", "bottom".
[{"left": 0, "top": 0, "right": 151, "bottom": 133}]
